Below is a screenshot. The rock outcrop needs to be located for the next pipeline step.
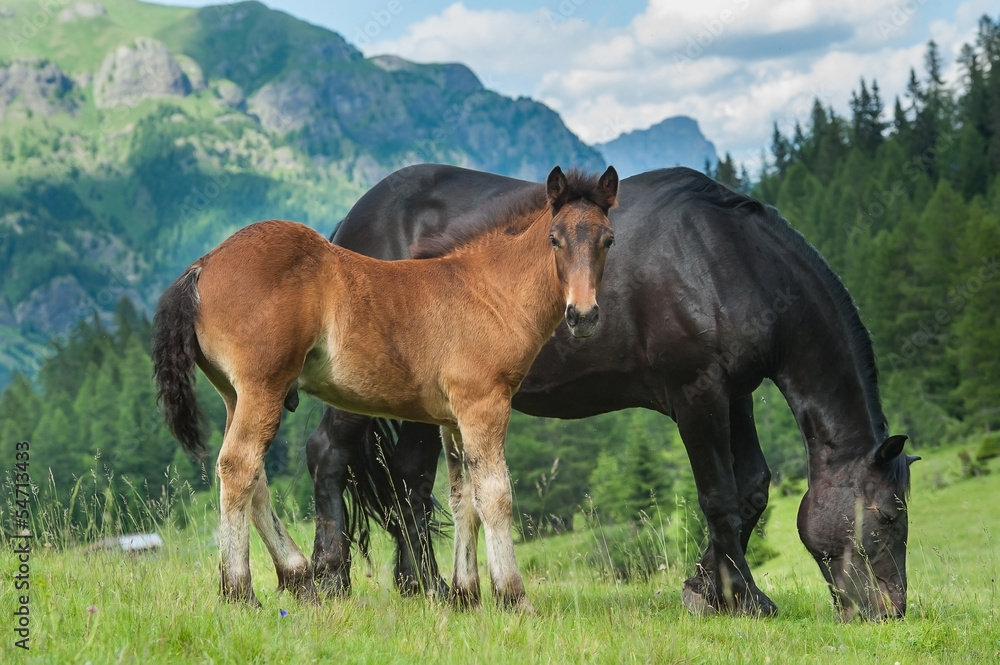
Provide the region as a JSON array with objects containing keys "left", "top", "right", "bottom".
[
  {"left": 13, "top": 275, "right": 96, "bottom": 336},
  {"left": 93, "top": 38, "right": 192, "bottom": 109},
  {"left": 57, "top": 2, "right": 107, "bottom": 22},
  {"left": 212, "top": 79, "right": 245, "bottom": 110},
  {"left": 0, "top": 58, "right": 77, "bottom": 119}
]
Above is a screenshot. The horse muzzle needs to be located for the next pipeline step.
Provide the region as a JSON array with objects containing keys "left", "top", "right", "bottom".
[
  {"left": 565, "top": 303, "right": 600, "bottom": 338},
  {"left": 831, "top": 570, "right": 906, "bottom": 622}
]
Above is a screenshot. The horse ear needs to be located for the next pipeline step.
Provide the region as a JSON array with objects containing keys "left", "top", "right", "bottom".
[
  {"left": 598, "top": 165, "right": 619, "bottom": 210},
  {"left": 874, "top": 434, "right": 908, "bottom": 465},
  {"left": 547, "top": 166, "right": 568, "bottom": 212}
]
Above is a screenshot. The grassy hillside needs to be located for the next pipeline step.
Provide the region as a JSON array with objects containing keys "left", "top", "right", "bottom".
[
  {"left": 1, "top": 442, "right": 996, "bottom": 663},
  {"left": 0, "top": 0, "right": 603, "bottom": 387},
  {"left": 0, "top": 0, "right": 193, "bottom": 70}
]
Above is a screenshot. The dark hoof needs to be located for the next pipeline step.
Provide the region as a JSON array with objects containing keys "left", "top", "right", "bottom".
[
  {"left": 682, "top": 584, "right": 717, "bottom": 616},
  {"left": 681, "top": 574, "right": 778, "bottom": 617},
  {"left": 501, "top": 595, "right": 536, "bottom": 615},
  {"left": 314, "top": 567, "right": 351, "bottom": 598},
  {"left": 744, "top": 591, "right": 779, "bottom": 617},
  {"left": 220, "top": 580, "right": 262, "bottom": 608},
  {"left": 682, "top": 575, "right": 717, "bottom": 616},
  {"left": 277, "top": 569, "right": 319, "bottom": 605},
  {"left": 449, "top": 587, "right": 481, "bottom": 611}
]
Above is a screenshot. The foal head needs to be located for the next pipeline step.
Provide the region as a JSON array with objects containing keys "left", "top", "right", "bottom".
[{"left": 545, "top": 165, "right": 618, "bottom": 338}]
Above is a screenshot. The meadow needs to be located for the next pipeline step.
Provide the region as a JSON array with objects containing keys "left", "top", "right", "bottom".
[{"left": 1, "top": 442, "right": 998, "bottom": 664}]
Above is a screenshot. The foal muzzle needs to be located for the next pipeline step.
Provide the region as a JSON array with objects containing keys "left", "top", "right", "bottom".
[{"left": 565, "top": 303, "right": 600, "bottom": 338}]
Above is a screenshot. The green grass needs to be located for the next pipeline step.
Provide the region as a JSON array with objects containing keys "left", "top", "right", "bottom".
[
  {"left": 2, "top": 444, "right": 999, "bottom": 663},
  {"left": 0, "top": 0, "right": 195, "bottom": 70}
]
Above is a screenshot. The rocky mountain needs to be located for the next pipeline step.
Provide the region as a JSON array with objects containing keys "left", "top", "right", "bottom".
[
  {"left": 0, "top": 0, "right": 609, "bottom": 386},
  {"left": 596, "top": 116, "right": 717, "bottom": 177},
  {"left": 0, "top": 0, "right": 709, "bottom": 388}
]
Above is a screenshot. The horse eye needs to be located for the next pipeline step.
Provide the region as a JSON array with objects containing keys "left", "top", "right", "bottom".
[
  {"left": 603, "top": 236, "right": 615, "bottom": 249},
  {"left": 874, "top": 508, "right": 896, "bottom": 525},
  {"left": 549, "top": 235, "right": 560, "bottom": 248}
]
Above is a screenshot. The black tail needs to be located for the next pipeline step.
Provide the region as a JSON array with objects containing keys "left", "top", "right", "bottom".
[
  {"left": 345, "top": 419, "right": 450, "bottom": 549},
  {"left": 151, "top": 267, "right": 206, "bottom": 458}
]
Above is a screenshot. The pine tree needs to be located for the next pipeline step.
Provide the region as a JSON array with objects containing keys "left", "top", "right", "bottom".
[
  {"left": 114, "top": 338, "right": 176, "bottom": 496},
  {"left": 771, "top": 123, "right": 791, "bottom": 177},
  {"left": 0, "top": 372, "right": 42, "bottom": 447},
  {"left": 30, "top": 406, "right": 77, "bottom": 490},
  {"left": 952, "top": 197, "right": 1000, "bottom": 430},
  {"left": 850, "top": 78, "right": 887, "bottom": 155}
]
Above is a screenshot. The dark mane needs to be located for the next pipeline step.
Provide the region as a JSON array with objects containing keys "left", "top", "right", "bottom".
[
  {"left": 647, "top": 166, "right": 767, "bottom": 215},
  {"left": 657, "top": 168, "right": 889, "bottom": 451},
  {"left": 411, "top": 169, "right": 606, "bottom": 259},
  {"left": 755, "top": 205, "right": 890, "bottom": 445}
]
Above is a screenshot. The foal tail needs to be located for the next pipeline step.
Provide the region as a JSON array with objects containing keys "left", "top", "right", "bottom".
[{"left": 151, "top": 267, "right": 206, "bottom": 458}]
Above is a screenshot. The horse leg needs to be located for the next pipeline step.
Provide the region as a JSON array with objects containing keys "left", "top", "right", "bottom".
[
  {"left": 730, "top": 395, "right": 771, "bottom": 551},
  {"left": 454, "top": 402, "right": 532, "bottom": 613},
  {"left": 386, "top": 422, "right": 449, "bottom": 598},
  {"left": 307, "top": 408, "right": 369, "bottom": 597},
  {"left": 675, "top": 397, "right": 775, "bottom": 616},
  {"left": 249, "top": 470, "right": 317, "bottom": 603},
  {"left": 442, "top": 425, "right": 482, "bottom": 609},
  {"left": 684, "top": 394, "right": 774, "bottom": 614},
  {"left": 216, "top": 391, "right": 285, "bottom": 607}
]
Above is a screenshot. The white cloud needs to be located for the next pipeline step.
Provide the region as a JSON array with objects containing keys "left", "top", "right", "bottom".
[{"left": 368, "top": 1, "right": 990, "bottom": 161}]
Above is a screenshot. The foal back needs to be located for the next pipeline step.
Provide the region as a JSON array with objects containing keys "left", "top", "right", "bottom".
[{"left": 195, "top": 221, "right": 330, "bottom": 403}]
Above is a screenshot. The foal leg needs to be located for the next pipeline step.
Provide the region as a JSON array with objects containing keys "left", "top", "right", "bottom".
[
  {"left": 675, "top": 397, "right": 774, "bottom": 616},
  {"left": 216, "top": 391, "right": 285, "bottom": 607},
  {"left": 250, "top": 470, "right": 317, "bottom": 603},
  {"left": 442, "top": 426, "right": 482, "bottom": 609},
  {"left": 307, "top": 408, "right": 369, "bottom": 597},
  {"left": 684, "top": 394, "right": 775, "bottom": 614},
  {"left": 455, "top": 401, "right": 532, "bottom": 613},
  {"left": 386, "top": 421, "right": 448, "bottom": 598}
]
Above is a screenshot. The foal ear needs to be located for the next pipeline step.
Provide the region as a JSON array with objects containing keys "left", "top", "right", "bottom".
[
  {"left": 598, "top": 165, "right": 619, "bottom": 210},
  {"left": 874, "top": 434, "right": 908, "bottom": 465},
  {"left": 547, "top": 166, "right": 568, "bottom": 212}
]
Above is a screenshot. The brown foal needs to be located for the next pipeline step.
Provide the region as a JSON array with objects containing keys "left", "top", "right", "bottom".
[{"left": 152, "top": 165, "right": 618, "bottom": 610}]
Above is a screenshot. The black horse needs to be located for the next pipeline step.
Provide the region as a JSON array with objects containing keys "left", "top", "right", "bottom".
[{"left": 305, "top": 164, "right": 917, "bottom": 620}]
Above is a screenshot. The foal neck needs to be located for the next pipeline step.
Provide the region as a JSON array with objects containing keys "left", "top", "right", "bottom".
[{"left": 449, "top": 206, "right": 565, "bottom": 329}]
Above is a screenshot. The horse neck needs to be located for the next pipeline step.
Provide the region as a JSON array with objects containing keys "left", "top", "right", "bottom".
[
  {"left": 454, "top": 208, "right": 565, "bottom": 337},
  {"left": 773, "top": 296, "right": 888, "bottom": 478}
]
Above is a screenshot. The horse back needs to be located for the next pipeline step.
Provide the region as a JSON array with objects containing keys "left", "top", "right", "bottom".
[
  {"left": 332, "top": 163, "right": 536, "bottom": 257},
  {"left": 626, "top": 171, "right": 830, "bottom": 400}
]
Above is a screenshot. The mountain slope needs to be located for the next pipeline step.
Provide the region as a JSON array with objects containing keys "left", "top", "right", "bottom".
[{"left": 0, "top": 0, "right": 605, "bottom": 386}]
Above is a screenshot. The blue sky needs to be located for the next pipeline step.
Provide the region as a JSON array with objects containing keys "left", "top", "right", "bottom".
[{"left": 161, "top": 1, "right": 992, "bottom": 168}]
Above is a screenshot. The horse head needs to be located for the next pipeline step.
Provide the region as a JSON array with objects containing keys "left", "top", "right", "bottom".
[
  {"left": 545, "top": 165, "right": 618, "bottom": 338},
  {"left": 796, "top": 434, "right": 918, "bottom": 621}
]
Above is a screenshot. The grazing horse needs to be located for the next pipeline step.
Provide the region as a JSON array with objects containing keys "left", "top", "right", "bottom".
[
  {"left": 152, "top": 166, "right": 619, "bottom": 610},
  {"left": 307, "top": 164, "right": 918, "bottom": 620}
]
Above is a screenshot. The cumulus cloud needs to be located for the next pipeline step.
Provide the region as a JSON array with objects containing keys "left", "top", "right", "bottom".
[{"left": 367, "top": 1, "right": 990, "bottom": 162}]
